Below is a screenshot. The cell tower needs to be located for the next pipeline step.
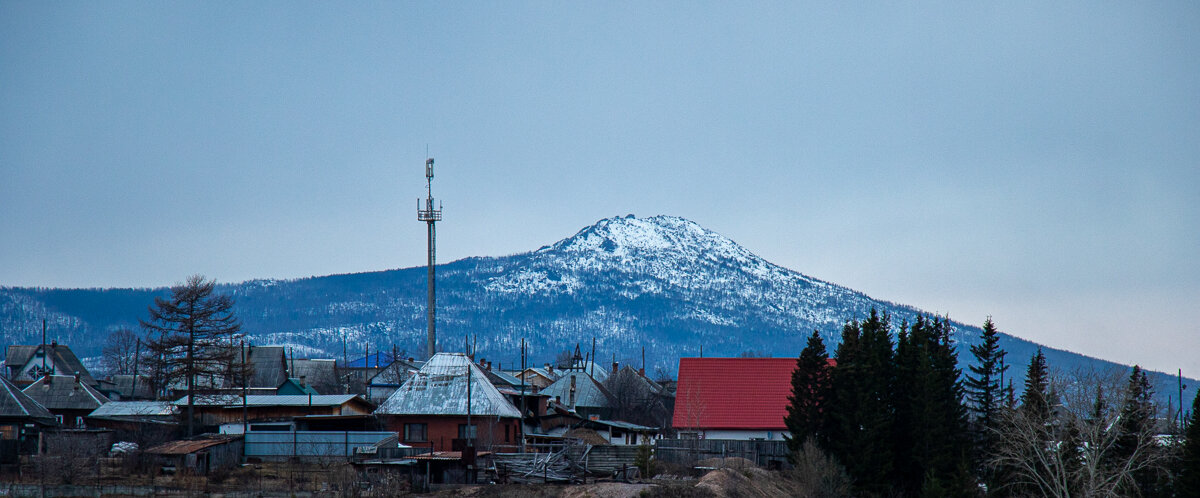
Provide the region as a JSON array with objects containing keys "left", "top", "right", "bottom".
[{"left": 417, "top": 157, "right": 441, "bottom": 359}]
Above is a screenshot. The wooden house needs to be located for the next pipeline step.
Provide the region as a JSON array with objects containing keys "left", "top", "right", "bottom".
[
  {"left": 3, "top": 342, "right": 97, "bottom": 389},
  {"left": 22, "top": 374, "right": 109, "bottom": 428},
  {"left": 540, "top": 370, "right": 614, "bottom": 420},
  {"left": 173, "top": 394, "right": 373, "bottom": 432},
  {"left": 0, "top": 375, "right": 56, "bottom": 464},
  {"left": 375, "top": 353, "right": 522, "bottom": 452}
]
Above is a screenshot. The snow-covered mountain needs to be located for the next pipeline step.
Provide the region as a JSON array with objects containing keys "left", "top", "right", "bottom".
[{"left": 0, "top": 214, "right": 1192, "bottom": 405}]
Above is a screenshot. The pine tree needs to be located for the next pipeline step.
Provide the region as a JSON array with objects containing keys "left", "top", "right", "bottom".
[
  {"left": 1177, "top": 391, "right": 1200, "bottom": 496},
  {"left": 785, "top": 330, "right": 831, "bottom": 462}
]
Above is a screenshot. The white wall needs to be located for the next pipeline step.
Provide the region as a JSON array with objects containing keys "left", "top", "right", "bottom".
[{"left": 680, "top": 429, "right": 788, "bottom": 441}]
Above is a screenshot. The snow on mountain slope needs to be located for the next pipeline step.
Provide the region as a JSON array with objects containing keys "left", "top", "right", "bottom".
[{"left": 0, "top": 214, "right": 1192, "bottom": 407}]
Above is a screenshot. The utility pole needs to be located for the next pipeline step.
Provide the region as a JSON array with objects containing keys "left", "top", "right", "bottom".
[{"left": 417, "top": 156, "right": 442, "bottom": 360}]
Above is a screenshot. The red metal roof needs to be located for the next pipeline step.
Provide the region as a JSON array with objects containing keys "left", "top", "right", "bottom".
[{"left": 671, "top": 357, "right": 832, "bottom": 430}]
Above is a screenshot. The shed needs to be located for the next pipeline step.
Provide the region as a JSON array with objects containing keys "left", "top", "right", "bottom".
[{"left": 144, "top": 434, "right": 244, "bottom": 476}]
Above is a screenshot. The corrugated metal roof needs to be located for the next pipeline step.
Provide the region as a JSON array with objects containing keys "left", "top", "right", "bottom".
[
  {"left": 407, "top": 450, "right": 492, "bottom": 461},
  {"left": 173, "top": 394, "right": 363, "bottom": 408},
  {"left": 22, "top": 375, "right": 109, "bottom": 411},
  {"left": 671, "top": 357, "right": 814, "bottom": 430},
  {"left": 145, "top": 435, "right": 240, "bottom": 455},
  {"left": 541, "top": 372, "right": 613, "bottom": 409},
  {"left": 89, "top": 401, "right": 177, "bottom": 418},
  {"left": 375, "top": 353, "right": 521, "bottom": 418},
  {"left": 0, "top": 374, "right": 55, "bottom": 423}
]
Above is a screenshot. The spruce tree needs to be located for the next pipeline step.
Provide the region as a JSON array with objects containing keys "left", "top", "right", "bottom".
[
  {"left": 1020, "top": 349, "right": 1050, "bottom": 422},
  {"left": 1113, "top": 366, "right": 1159, "bottom": 496},
  {"left": 1178, "top": 391, "right": 1200, "bottom": 496},
  {"left": 965, "top": 318, "right": 1007, "bottom": 437},
  {"left": 965, "top": 317, "right": 1007, "bottom": 491},
  {"left": 785, "top": 330, "right": 831, "bottom": 462},
  {"left": 826, "top": 308, "right": 895, "bottom": 495}
]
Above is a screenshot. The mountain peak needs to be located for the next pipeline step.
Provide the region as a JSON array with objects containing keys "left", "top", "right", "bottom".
[{"left": 547, "top": 214, "right": 737, "bottom": 258}]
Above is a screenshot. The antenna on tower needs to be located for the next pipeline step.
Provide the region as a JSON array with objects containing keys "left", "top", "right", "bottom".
[{"left": 417, "top": 155, "right": 442, "bottom": 360}]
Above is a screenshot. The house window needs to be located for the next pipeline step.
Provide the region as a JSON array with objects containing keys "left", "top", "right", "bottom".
[
  {"left": 75, "top": 416, "right": 84, "bottom": 428},
  {"left": 55, "top": 415, "right": 63, "bottom": 425},
  {"left": 404, "top": 423, "right": 428, "bottom": 442},
  {"left": 457, "top": 424, "right": 477, "bottom": 439},
  {"left": 679, "top": 432, "right": 699, "bottom": 440}
]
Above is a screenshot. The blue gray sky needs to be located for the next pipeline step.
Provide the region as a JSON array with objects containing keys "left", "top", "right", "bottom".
[{"left": 2, "top": 2, "right": 1197, "bottom": 376}]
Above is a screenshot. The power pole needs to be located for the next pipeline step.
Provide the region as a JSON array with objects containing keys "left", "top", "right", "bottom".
[{"left": 417, "top": 157, "right": 442, "bottom": 360}]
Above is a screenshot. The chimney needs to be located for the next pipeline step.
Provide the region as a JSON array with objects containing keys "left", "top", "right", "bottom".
[
  {"left": 46, "top": 375, "right": 52, "bottom": 386},
  {"left": 612, "top": 362, "right": 619, "bottom": 374},
  {"left": 486, "top": 361, "right": 492, "bottom": 372},
  {"left": 300, "top": 375, "right": 307, "bottom": 387},
  {"left": 545, "top": 363, "right": 553, "bottom": 375},
  {"left": 639, "top": 368, "right": 645, "bottom": 377},
  {"left": 74, "top": 372, "right": 81, "bottom": 390},
  {"left": 569, "top": 375, "right": 576, "bottom": 408}
]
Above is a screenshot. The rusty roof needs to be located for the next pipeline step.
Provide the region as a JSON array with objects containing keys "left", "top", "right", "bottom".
[{"left": 145, "top": 435, "right": 240, "bottom": 455}]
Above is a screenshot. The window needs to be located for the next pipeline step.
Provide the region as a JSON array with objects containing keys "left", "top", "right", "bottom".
[
  {"left": 457, "top": 424, "right": 477, "bottom": 439},
  {"left": 404, "top": 423, "right": 428, "bottom": 442}
]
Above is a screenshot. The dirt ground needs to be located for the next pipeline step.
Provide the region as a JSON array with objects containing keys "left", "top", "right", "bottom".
[{"left": 428, "top": 468, "right": 805, "bottom": 498}]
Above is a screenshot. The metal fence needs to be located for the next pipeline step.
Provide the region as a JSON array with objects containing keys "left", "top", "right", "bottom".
[
  {"left": 653, "top": 438, "right": 790, "bottom": 470},
  {"left": 244, "top": 431, "right": 399, "bottom": 460}
]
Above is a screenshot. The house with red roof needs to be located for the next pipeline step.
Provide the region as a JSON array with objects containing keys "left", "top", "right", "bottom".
[{"left": 671, "top": 357, "right": 832, "bottom": 441}]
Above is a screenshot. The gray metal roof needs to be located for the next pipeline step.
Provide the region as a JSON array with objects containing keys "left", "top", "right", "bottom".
[
  {"left": 247, "top": 346, "right": 288, "bottom": 388},
  {"left": 173, "top": 394, "right": 364, "bottom": 408},
  {"left": 89, "top": 401, "right": 177, "bottom": 418},
  {"left": 22, "top": 375, "right": 109, "bottom": 411},
  {"left": 375, "top": 353, "right": 521, "bottom": 418},
  {"left": 289, "top": 359, "right": 339, "bottom": 393},
  {"left": 541, "top": 372, "right": 613, "bottom": 409},
  {"left": 0, "top": 374, "right": 55, "bottom": 423}
]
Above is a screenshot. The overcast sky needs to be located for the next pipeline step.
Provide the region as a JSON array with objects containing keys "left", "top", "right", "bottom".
[{"left": 2, "top": 2, "right": 1197, "bottom": 377}]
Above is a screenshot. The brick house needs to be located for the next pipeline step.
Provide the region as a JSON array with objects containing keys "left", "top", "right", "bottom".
[{"left": 375, "top": 353, "right": 522, "bottom": 452}]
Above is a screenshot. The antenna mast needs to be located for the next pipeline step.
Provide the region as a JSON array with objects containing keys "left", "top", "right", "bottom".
[{"left": 417, "top": 157, "right": 442, "bottom": 359}]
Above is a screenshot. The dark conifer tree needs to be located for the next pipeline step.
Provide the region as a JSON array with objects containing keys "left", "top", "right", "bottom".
[
  {"left": 966, "top": 318, "right": 1007, "bottom": 436},
  {"left": 965, "top": 317, "right": 1008, "bottom": 490},
  {"left": 785, "top": 330, "right": 831, "bottom": 461},
  {"left": 825, "top": 308, "right": 895, "bottom": 496},
  {"left": 1020, "top": 349, "right": 1050, "bottom": 422},
  {"left": 1177, "top": 391, "right": 1200, "bottom": 496},
  {"left": 1113, "top": 365, "right": 1160, "bottom": 496}
]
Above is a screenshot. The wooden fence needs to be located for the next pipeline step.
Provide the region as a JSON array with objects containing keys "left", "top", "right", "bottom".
[{"left": 653, "top": 438, "right": 790, "bottom": 470}]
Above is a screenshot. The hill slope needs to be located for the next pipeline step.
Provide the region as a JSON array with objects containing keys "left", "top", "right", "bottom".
[{"left": 1, "top": 215, "right": 1193, "bottom": 406}]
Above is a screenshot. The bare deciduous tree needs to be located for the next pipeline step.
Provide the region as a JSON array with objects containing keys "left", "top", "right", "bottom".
[
  {"left": 988, "top": 368, "right": 1169, "bottom": 497},
  {"left": 102, "top": 327, "right": 139, "bottom": 376}
]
